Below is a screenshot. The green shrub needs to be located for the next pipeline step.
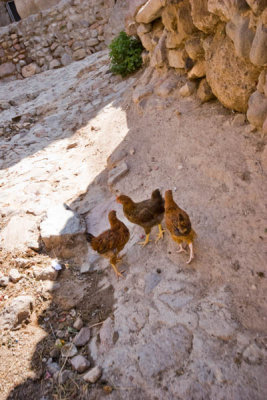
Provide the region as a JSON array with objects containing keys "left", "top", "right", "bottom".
[{"left": 109, "top": 31, "right": 143, "bottom": 77}]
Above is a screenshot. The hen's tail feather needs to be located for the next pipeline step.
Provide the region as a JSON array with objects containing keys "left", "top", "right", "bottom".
[{"left": 85, "top": 232, "right": 95, "bottom": 243}]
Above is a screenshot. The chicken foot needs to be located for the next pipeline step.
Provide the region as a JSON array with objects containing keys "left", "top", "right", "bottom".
[
  {"left": 186, "top": 242, "right": 194, "bottom": 264},
  {"left": 138, "top": 233, "right": 151, "bottom": 247},
  {"left": 176, "top": 244, "right": 188, "bottom": 254},
  {"left": 155, "top": 224, "right": 165, "bottom": 243},
  {"left": 110, "top": 262, "right": 124, "bottom": 279}
]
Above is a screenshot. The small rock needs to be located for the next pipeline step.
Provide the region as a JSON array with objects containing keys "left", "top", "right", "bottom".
[
  {"left": 0, "top": 295, "right": 34, "bottom": 329},
  {"left": 40, "top": 204, "right": 86, "bottom": 259},
  {"left": 47, "top": 361, "right": 60, "bottom": 375},
  {"left": 108, "top": 161, "right": 129, "bottom": 186},
  {"left": 179, "top": 81, "right": 197, "bottom": 97},
  {"left": 83, "top": 366, "right": 102, "bottom": 383},
  {"left": 73, "top": 327, "right": 90, "bottom": 347},
  {"left": 107, "top": 148, "right": 127, "bottom": 168},
  {"left": 73, "top": 317, "right": 83, "bottom": 330},
  {"left": 243, "top": 343, "right": 263, "bottom": 365},
  {"left": 49, "top": 59, "right": 61, "bottom": 69},
  {"left": 61, "top": 343, "right": 78, "bottom": 358},
  {"left": 80, "top": 263, "right": 90, "bottom": 274},
  {"left": 250, "top": 21, "right": 267, "bottom": 66},
  {"left": 188, "top": 60, "right": 206, "bottom": 79},
  {"left": 61, "top": 53, "right": 72, "bottom": 66},
  {"left": 168, "top": 48, "right": 187, "bottom": 69},
  {"left": 73, "top": 48, "right": 86, "bottom": 60},
  {"left": 0, "top": 276, "right": 9, "bottom": 287},
  {"left": 247, "top": 90, "right": 267, "bottom": 129},
  {"left": 69, "top": 309, "right": 76, "bottom": 317},
  {"left": 66, "top": 142, "right": 78, "bottom": 150},
  {"left": 232, "top": 113, "right": 246, "bottom": 126},
  {"left": 32, "top": 266, "right": 58, "bottom": 281},
  {"left": 129, "top": 148, "right": 135, "bottom": 155},
  {"left": 55, "top": 370, "right": 73, "bottom": 384},
  {"left": 132, "top": 84, "right": 154, "bottom": 104},
  {"left": 9, "top": 268, "right": 22, "bottom": 283},
  {"left": 21, "top": 63, "right": 37, "bottom": 78},
  {"left": 70, "top": 355, "right": 90, "bottom": 373},
  {"left": 0, "top": 62, "right": 16, "bottom": 78},
  {"left": 197, "top": 78, "right": 215, "bottom": 103}
]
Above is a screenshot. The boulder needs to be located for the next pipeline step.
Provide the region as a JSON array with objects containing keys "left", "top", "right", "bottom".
[
  {"left": 40, "top": 204, "right": 86, "bottom": 259},
  {"left": 205, "top": 33, "right": 260, "bottom": 112},
  {"left": 250, "top": 21, "right": 267, "bottom": 66},
  {"left": 257, "top": 70, "right": 266, "bottom": 93},
  {"left": 207, "top": 0, "right": 249, "bottom": 22},
  {"left": 226, "top": 15, "right": 255, "bottom": 60},
  {"left": 189, "top": 0, "right": 219, "bottom": 33},
  {"left": 150, "top": 31, "right": 167, "bottom": 67},
  {"left": 136, "top": 0, "right": 166, "bottom": 24},
  {"left": 0, "top": 295, "right": 34, "bottom": 329},
  {"left": 197, "top": 78, "right": 215, "bottom": 102},
  {"left": 245, "top": 0, "right": 267, "bottom": 14},
  {"left": 163, "top": 2, "right": 195, "bottom": 46},
  {"left": 247, "top": 90, "right": 267, "bottom": 129},
  {"left": 0, "top": 62, "right": 16, "bottom": 78}
]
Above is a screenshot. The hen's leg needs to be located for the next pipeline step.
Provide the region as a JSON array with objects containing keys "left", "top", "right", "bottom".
[
  {"left": 176, "top": 244, "right": 188, "bottom": 254},
  {"left": 110, "top": 262, "right": 124, "bottom": 279},
  {"left": 155, "top": 224, "right": 165, "bottom": 243},
  {"left": 186, "top": 242, "right": 194, "bottom": 264},
  {"left": 138, "top": 233, "right": 151, "bottom": 247}
]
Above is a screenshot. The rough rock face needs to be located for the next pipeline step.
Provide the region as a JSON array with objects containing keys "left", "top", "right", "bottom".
[
  {"left": 129, "top": 0, "right": 267, "bottom": 130},
  {"left": 205, "top": 32, "right": 259, "bottom": 112}
]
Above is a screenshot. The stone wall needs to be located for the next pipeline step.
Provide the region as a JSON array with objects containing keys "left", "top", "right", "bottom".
[
  {"left": 127, "top": 0, "right": 267, "bottom": 132},
  {"left": 0, "top": 0, "right": 115, "bottom": 81}
]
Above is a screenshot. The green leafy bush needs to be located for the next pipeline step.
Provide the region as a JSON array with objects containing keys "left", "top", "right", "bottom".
[{"left": 109, "top": 31, "right": 143, "bottom": 77}]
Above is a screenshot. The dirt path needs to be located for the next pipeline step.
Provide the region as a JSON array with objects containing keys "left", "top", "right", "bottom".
[{"left": 0, "top": 50, "right": 266, "bottom": 399}]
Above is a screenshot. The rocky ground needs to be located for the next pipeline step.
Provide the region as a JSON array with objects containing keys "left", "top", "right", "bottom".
[{"left": 0, "top": 49, "right": 267, "bottom": 400}]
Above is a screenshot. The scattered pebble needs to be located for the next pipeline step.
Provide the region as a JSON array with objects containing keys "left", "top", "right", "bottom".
[
  {"left": 47, "top": 361, "right": 60, "bottom": 375},
  {"left": 70, "top": 355, "right": 90, "bottom": 373},
  {"left": 61, "top": 343, "right": 78, "bottom": 358},
  {"left": 0, "top": 276, "right": 9, "bottom": 287},
  {"left": 66, "top": 142, "right": 78, "bottom": 150},
  {"left": 9, "top": 268, "right": 22, "bottom": 283},
  {"left": 73, "top": 316, "right": 83, "bottom": 330},
  {"left": 51, "top": 260, "right": 62, "bottom": 271},
  {"left": 83, "top": 366, "right": 102, "bottom": 383},
  {"left": 73, "top": 327, "right": 91, "bottom": 347}
]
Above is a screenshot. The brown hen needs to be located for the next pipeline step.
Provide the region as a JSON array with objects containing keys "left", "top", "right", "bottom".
[
  {"left": 85, "top": 210, "right": 129, "bottom": 278},
  {"left": 165, "top": 190, "right": 196, "bottom": 264},
  {"left": 116, "top": 189, "right": 165, "bottom": 246}
]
